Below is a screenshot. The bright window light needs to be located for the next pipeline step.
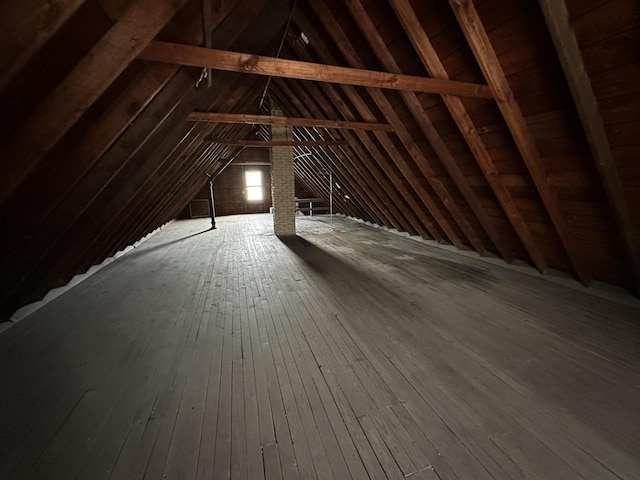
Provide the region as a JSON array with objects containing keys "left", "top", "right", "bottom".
[{"left": 245, "top": 170, "right": 263, "bottom": 201}]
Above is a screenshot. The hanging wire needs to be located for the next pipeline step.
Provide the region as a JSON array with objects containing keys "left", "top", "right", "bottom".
[
  {"left": 259, "top": 0, "right": 299, "bottom": 109},
  {"left": 195, "top": 67, "right": 208, "bottom": 88}
]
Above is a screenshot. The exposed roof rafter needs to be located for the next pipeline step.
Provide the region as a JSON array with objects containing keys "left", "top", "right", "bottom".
[
  {"left": 0, "top": 0, "right": 191, "bottom": 205},
  {"left": 449, "top": 0, "right": 592, "bottom": 285},
  {"left": 388, "top": 0, "right": 548, "bottom": 273},
  {"left": 539, "top": 0, "right": 640, "bottom": 293}
]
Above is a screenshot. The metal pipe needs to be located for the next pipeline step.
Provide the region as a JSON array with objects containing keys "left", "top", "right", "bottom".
[
  {"left": 213, "top": 146, "right": 247, "bottom": 180},
  {"left": 202, "top": 0, "right": 212, "bottom": 87},
  {"left": 329, "top": 170, "right": 333, "bottom": 227},
  {"left": 206, "top": 173, "right": 216, "bottom": 229}
]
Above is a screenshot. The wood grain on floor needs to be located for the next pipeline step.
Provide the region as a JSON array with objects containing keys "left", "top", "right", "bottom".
[{"left": 0, "top": 214, "right": 639, "bottom": 480}]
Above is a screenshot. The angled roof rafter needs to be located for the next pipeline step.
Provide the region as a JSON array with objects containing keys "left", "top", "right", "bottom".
[
  {"left": 270, "top": 81, "right": 402, "bottom": 229},
  {"left": 0, "top": 0, "right": 191, "bottom": 204},
  {"left": 280, "top": 75, "right": 434, "bottom": 239},
  {"left": 274, "top": 80, "right": 425, "bottom": 235},
  {"left": 449, "top": 0, "right": 591, "bottom": 285},
  {"left": 345, "top": 0, "right": 513, "bottom": 261},
  {"left": 290, "top": 10, "right": 444, "bottom": 241},
  {"left": 274, "top": 83, "right": 408, "bottom": 230},
  {"left": 388, "top": 0, "right": 549, "bottom": 273},
  {"left": 538, "top": 0, "right": 640, "bottom": 293},
  {"left": 309, "top": 0, "right": 483, "bottom": 252},
  {"left": 0, "top": 0, "right": 87, "bottom": 90}
]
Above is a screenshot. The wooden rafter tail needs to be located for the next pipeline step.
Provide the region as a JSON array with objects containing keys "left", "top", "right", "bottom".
[
  {"left": 0, "top": 0, "right": 190, "bottom": 206},
  {"left": 345, "top": 0, "right": 504, "bottom": 259},
  {"left": 205, "top": 137, "right": 350, "bottom": 147},
  {"left": 388, "top": 0, "right": 550, "bottom": 272},
  {"left": 187, "top": 112, "right": 394, "bottom": 131},
  {"left": 538, "top": 0, "right": 640, "bottom": 293},
  {"left": 449, "top": 0, "right": 591, "bottom": 285},
  {"left": 139, "top": 41, "right": 493, "bottom": 98}
]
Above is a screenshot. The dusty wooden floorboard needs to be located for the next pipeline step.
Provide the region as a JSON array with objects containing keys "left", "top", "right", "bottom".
[{"left": 0, "top": 214, "right": 639, "bottom": 480}]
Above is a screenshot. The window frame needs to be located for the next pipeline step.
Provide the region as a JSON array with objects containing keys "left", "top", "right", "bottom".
[{"left": 244, "top": 169, "right": 264, "bottom": 202}]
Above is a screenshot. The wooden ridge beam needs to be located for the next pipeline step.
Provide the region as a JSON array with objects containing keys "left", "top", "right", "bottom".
[
  {"left": 205, "top": 138, "right": 349, "bottom": 147},
  {"left": 449, "top": 0, "right": 591, "bottom": 285},
  {"left": 0, "top": 0, "right": 190, "bottom": 204},
  {"left": 0, "top": 0, "right": 87, "bottom": 90},
  {"left": 139, "top": 40, "right": 493, "bottom": 98},
  {"left": 388, "top": 0, "right": 548, "bottom": 272},
  {"left": 187, "top": 111, "right": 394, "bottom": 131},
  {"left": 538, "top": 0, "right": 640, "bottom": 292}
]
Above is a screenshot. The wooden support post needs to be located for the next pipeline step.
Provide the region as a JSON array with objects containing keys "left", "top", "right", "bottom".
[
  {"left": 202, "top": 0, "right": 213, "bottom": 87},
  {"left": 538, "top": 0, "right": 640, "bottom": 292},
  {"left": 388, "top": 0, "right": 548, "bottom": 272},
  {"left": 449, "top": 0, "right": 591, "bottom": 285}
]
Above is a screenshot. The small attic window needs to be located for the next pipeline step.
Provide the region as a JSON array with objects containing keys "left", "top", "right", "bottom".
[
  {"left": 245, "top": 170, "right": 264, "bottom": 202},
  {"left": 300, "top": 31, "right": 310, "bottom": 45}
]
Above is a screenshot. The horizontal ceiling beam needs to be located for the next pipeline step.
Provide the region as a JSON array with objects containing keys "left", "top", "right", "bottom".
[
  {"left": 188, "top": 111, "right": 394, "bottom": 131},
  {"left": 205, "top": 137, "right": 349, "bottom": 147},
  {"left": 139, "top": 41, "right": 493, "bottom": 98}
]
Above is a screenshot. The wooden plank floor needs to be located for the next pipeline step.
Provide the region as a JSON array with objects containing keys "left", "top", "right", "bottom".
[{"left": 1, "top": 213, "right": 639, "bottom": 480}]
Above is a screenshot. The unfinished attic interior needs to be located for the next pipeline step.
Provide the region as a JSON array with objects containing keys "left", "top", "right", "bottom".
[{"left": 1, "top": 0, "right": 640, "bottom": 477}]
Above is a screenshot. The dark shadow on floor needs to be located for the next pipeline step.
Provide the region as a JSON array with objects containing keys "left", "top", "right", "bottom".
[
  {"left": 121, "top": 228, "right": 213, "bottom": 260},
  {"left": 278, "top": 234, "right": 398, "bottom": 299}
]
